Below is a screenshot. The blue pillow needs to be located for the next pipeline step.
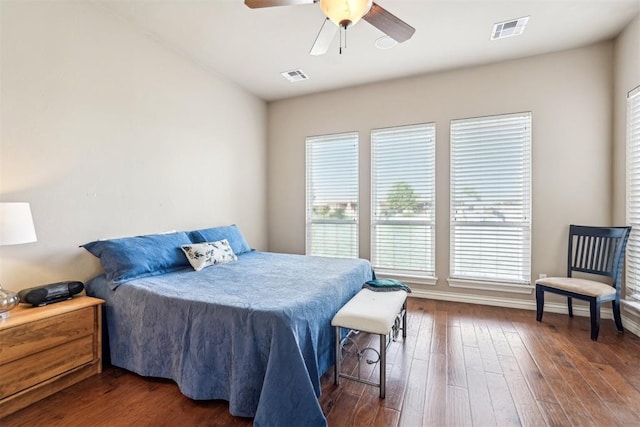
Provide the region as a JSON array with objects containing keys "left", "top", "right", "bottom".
[
  {"left": 82, "top": 231, "right": 192, "bottom": 285},
  {"left": 188, "top": 224, "right": 251, "bottom": 255}
]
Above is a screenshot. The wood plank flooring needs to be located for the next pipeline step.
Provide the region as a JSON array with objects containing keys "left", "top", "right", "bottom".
[{"left": 3, "top": 298, "right": 640, "bottom": 426}]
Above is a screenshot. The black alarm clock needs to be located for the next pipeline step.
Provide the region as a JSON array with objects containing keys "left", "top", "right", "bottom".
[{"left": 18, "top": 281, "right": 84, "bottom": 306}]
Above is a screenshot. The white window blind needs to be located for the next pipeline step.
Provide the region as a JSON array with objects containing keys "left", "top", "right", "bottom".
[
  {"left": 626, "top": 86, "right": 640, "bottom": 302},
  {"left": 371, "top": 123, "right": 436, "bottom": 276},
  {"left": 306, "top": 132, "right": 359, "bottom": 258},
  {"left": 450, "top": 112, "right": 532, "bottom": 284}
]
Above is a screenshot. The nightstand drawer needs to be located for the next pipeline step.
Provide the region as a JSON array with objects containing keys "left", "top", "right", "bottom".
[
  {"left": 0, "top": 334, "right": 94, "bottom": 398},
  {"left": 0, "top": 306, "right": 94, "bottom": 365},
  {"left": 0, "top": 296, "right": 103, "bottom": 418}
]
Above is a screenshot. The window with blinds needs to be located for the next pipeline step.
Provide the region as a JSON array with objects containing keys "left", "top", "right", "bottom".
[
  {"left": 626, "top": 86, "right": 640, "bottom": 302},
  {"left": 371, "top": 123, "right": 436, "bottom": 276},
  {"left": 450, "top": 112, "right": 532, "bottom": 284},
  {"left": 306, "top": 132, "right": 359, "bottom": 258}
]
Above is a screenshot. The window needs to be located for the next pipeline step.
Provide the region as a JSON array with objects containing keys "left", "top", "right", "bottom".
[
  {"left": 306, "top": 132, "right": 359, "bottom": 258},
  {"left": 371, "top": 123, "right": 436, "bottom": 277},
  {"left": 626, "top": 86, "right": 640, "bottom": 302},
  {"left": 450, "top": 112, "right": 532, "bottom": 285}
]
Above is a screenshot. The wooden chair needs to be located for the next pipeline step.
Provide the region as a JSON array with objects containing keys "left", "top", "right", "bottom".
[{"left": 535, "top": 225, "right": 631, "bottom": 341}]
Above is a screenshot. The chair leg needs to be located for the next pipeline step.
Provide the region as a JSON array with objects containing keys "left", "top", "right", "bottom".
[
  {"left": 612, "top": 300, "right": 624, "bottom": 333},
  {"left": 535, "top": 286, "right": 544, "bottom": 322},
  {"left": 590, "top": 300, "right": 600, "bottom": 341},
  {"left": 567, "top": 297, "right": 573, "bottom": 318}
]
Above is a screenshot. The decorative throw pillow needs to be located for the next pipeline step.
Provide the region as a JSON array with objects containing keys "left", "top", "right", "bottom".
[{"left": 180, "top": 239, "right": 238, "bottom": 271}]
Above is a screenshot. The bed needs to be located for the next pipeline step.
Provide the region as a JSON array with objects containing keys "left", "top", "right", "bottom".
[{"left": 83, "top": 226, "right": 373, "bottom": 427}]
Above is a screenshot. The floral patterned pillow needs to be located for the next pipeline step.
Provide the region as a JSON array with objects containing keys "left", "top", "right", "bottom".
[{"left": 180, "top": 239, "right": 238, "bottom": 271}]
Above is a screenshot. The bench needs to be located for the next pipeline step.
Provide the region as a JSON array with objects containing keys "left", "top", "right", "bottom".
[{"left": 331, "top": 288, "right": 408, "bottom": 398}]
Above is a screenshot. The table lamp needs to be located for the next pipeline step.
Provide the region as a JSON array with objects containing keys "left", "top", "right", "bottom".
[{"left": 0, "top": 202, "right": 37, "bottom": 319}]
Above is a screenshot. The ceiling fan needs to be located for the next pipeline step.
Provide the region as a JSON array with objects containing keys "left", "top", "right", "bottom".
[{"left": 245, "top": 0, "right": 415, "bottom": 56}]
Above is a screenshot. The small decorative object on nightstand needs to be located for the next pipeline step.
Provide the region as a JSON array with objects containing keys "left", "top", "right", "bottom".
[{"left": 0, "top": 202, "right": 38, "bottom": 319}]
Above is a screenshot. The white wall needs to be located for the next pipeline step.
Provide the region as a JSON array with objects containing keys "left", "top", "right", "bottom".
[
  {"left": 268, "top": 42, "right": 614, "bottom": 303},
  {"left": 0, "top": 1, "right": 267, "bottom": 291}
]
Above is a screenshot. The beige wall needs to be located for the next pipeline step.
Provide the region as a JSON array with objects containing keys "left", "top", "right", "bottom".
[
  {"left": 0, "top": 1, "right": 267, "bottom": 291},
  {"left": 0, "top": 0, "right": 630, "bottom": 313},
  {"left": 613, "top": 14, "right": 640, "bottom": 321},
  {"left": 613, "top": 14, "right": 640, "bottom": 225},
  {"left": 268, "top": 42, "right": 614, "bottom": 303}
]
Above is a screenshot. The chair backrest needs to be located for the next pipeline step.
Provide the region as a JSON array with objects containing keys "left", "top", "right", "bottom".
[{"left": 567, "top": 225, "right": 631, "bottom": 290}]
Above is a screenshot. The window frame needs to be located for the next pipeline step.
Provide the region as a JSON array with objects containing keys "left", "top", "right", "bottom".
[
  {"left": 448, "top": 112, "right": 532, "bottom": 292},
  {"left": 625, "top": 85, "right": 640, "bottom": 304},
  {"left": 305, "top": 131, "right": 359, "bottom": 259},
  {"left": 370, "top": 122, "right": 437, "bottom": 282}
]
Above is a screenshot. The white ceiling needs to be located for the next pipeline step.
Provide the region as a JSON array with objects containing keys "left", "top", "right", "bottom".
[{"left": 94, "top": 0, "right": 640, "bottom": 101}]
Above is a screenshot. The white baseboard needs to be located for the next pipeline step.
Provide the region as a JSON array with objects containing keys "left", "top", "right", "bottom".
[
  {"left": 411, "top": 287, "right": 538, "bottom": 310},
  {"left": 407, "top": 288, "right": 640, "bottom": 337},
  {"left": 621, "top": 312, "right": 640, "bottom": 337},
  {"left": 410, "top": 287, "right": 612, "bottom": 318}
]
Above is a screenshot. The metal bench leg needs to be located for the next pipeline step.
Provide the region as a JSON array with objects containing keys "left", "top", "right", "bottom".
[
  {"left": 402, "top": 301, "right": 407, "bottom": 338},
  {"left": 379, "top": 334, "right": 386, "bottom": 399},
  {"left": 335, "top": 326, "right": 341, "bottom": 385}
]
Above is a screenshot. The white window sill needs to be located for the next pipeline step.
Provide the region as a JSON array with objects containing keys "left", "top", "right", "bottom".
[
  {"left": 374, "top": 270, "right": 438, "bottom": 286},
  {"left": 447, "top": 277, "right": 534, "bottom": 294}
]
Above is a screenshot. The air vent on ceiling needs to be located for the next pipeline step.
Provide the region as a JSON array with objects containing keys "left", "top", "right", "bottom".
[
  {"left": 281, "top": 69, "right": 309, "bottom": 83},
  {"left": 491, "top": 16, "right": 530, "bottom": 40}
]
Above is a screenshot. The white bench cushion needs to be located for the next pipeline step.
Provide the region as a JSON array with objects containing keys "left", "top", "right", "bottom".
[{"left": 332, "top": 288, "right": 407, "bottom": 335}]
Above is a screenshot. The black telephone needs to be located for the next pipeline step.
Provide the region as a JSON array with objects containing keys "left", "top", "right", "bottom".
[{"left": 18, "top": 281, "right": 84, "bottom": 306}]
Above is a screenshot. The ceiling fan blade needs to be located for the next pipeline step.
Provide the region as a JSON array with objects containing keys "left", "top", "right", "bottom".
[
  {"left": 310, "top": 18, "right": 338, "bottom": 56},
  {"left": 363, "top": 2, "right": 415, "bottom": 43},
  {"left": 244, "top": 0, "right": 315, "bottom": 8}
]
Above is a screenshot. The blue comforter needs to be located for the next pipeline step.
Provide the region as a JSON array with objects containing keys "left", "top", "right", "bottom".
[{"left": 85, "top": 251, "right": 373, "bottom": 426}]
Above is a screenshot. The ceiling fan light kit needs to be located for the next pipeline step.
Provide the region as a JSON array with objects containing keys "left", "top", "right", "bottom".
[
  {"left": 320, "top": 0, "right": 373, "bottom": 28},
  {"left": 245, "top": 0, "right": 415, "bottom": 56}
]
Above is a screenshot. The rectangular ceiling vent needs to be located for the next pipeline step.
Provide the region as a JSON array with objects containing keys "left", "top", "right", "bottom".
[
  {"left": 491, "top": 16, "right": 530, "bottom": 40},
  {"left": 281, "top": 69, "right": 309, "bottom": 83}
]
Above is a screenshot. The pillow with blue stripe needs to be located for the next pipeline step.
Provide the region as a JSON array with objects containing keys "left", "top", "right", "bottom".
[{"left": 82, "top": 231, "right": 192, "bottom": 285}]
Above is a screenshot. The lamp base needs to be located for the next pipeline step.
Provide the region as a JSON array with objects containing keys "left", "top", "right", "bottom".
[{"left": 0, "top": 284, "right": 20, "bottom": 318}]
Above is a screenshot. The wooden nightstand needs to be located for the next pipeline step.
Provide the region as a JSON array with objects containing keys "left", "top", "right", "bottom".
[{"left": 0, "top": 296, "right": 104, "bottom": 418}]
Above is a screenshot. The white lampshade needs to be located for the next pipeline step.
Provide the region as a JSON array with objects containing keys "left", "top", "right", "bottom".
[
  {"left": 320, "top": 0, "right": 373, "bottom": 28},
  {"left": 0, "top": 202, "right": 37, "bottom": 246}
]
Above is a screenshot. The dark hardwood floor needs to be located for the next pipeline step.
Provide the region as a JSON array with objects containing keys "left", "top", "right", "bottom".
[{"left": 4, "top": 298, "right": 640, "bottom": 426}]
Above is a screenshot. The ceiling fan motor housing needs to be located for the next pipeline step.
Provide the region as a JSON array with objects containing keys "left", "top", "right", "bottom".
[{"left": 320, "top": 0, "right": 373, "bottom": 28}]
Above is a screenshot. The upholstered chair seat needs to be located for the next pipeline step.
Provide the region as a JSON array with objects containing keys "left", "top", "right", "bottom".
[{"left": 535, "top": 277, "right": 616, "bottom": 298}]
